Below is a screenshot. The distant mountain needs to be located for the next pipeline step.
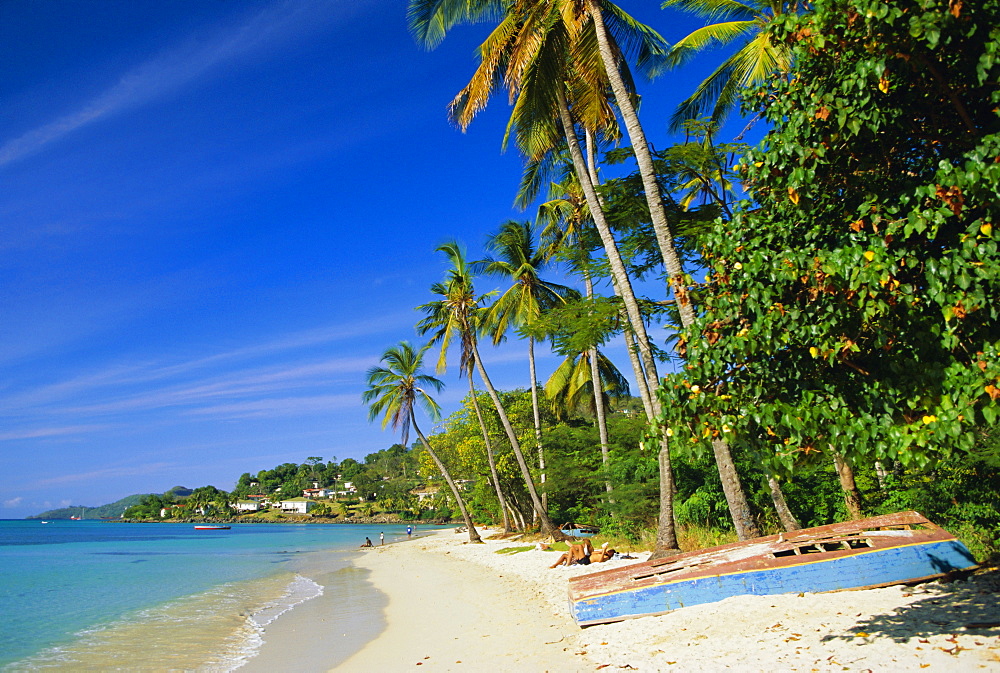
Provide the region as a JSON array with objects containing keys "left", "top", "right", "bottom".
[{"left": 28, "top": 492, "right": 157, "bottom": 520}]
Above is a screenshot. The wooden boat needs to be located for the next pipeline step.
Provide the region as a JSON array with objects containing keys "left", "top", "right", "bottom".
[
  {"left": 193, "top": 525, "right": 231, "bottom": 530},
  {"left": 561, "top": 522, "right": 600, "bottom": 537},
  {"left": 568, "top": 511, "right": 977, "bottom": 627}
]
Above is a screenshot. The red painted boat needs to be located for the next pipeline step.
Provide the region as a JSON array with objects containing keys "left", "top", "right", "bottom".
[{"left": 568, "top": 511, "right": 977, "bottom": 626}]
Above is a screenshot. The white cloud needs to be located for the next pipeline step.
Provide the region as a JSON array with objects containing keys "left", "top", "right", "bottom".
[
  {"left": 0, "top": 1, "right": 349, "bottom": 168},
  {"left": 33, "top": 463, "right": 175, "bottom": 487},
  {"left": 3, "top": 497, "right": 23, "bottom": 508},
  {"left": 0, "top": 424, "right": 109, "bottom": 441}
]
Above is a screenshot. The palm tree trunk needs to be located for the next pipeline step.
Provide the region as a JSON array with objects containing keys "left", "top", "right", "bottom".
[
  {"left": 585, "top": 0, "right": 695, "bottom": 328},
  {"left": 556, "top": 86, "right": 678, "bottom": 554},
  {"left": 586, "top": 0, "right": 757, "bottom": 543},
  {"left": 712, "top": 438, "right": 760, "bottom": 539},
  {"left": 833, "top": 452, "right": 864, "bottom": 520},
  {"left": 528, "top": 336, "right": 547, "bottom": 511},
  {"left": 649, "top": 438, "right": 679, "bottom": 559},
  {"left": 468, "top": 369, "right": 512, "bottom": 533},
  {"left": 413, "top": 420, "right": 481, "bottom": 544},
  {"left": 470, "top": 339, "right": 565, "bottom": 539},
  {"left": 767, "top": 475, "right": 801, "bottom": 532},
  {"left": 582, "top": 273, "right": 612, "bottom": 495},
  {"left": 555, "top": 88, "right": 660, "bottom": 396},
  {"left": 590, "top": 347, "right": 615, "bottom": 499},
  {"left": 620, "top": 311, "right": 654, "bottom": 421}
]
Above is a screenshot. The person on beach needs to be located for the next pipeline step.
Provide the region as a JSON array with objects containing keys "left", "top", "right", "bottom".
[
  {"left": 380, "top": 531, "right": 384, "bottom": 546},
  {"left": 406, "top": 525, "right": 412, "bottom": 537},
  {"left": 549, "top": 540, "right": 616, "bottom": 568},
  {"left": 549, "top": 538, "right": 593, "bottom": 568},
  {"left": 590, "top": 542, "right": 616, "bottom": 564},
  {"left": 361, "top": 537, "right": 373, "bottom": 547}
]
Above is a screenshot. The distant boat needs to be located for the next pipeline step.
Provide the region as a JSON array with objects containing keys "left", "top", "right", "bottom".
[
  {"left": 41, "top": 521, "right": 49, "bottom": 524},
  {"left": 568, "top": 511, "right": 977, "bottom": 627},
  {"left": 194, "top": 525, "right": 231, "bottom": 530}
]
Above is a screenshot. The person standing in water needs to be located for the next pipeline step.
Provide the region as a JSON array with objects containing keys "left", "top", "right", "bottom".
[
  {"left": 379, "top": 531, "right": 384, "bottom": 546},
  {"left": 406, "top": 525, "right": 412, "bottom": 537}
]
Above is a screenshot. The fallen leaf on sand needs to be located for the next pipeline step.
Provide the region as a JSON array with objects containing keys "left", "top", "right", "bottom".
[{"left": 855, "top": 632, "right": 869, "bottom": 638}]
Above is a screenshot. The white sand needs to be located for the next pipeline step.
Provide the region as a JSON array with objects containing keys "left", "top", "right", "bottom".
[{"left": 244, "top": 527, "right": 1000, "bottom": 672}]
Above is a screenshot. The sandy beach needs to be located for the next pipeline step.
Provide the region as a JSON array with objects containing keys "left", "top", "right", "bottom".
[{"left": 243, "top": 527, "right": 1000, "bottom": 672}]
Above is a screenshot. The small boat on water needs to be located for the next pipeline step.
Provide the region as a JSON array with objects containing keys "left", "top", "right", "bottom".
[
  {"left": 568, "top": 511, "right": 977, "bottom": 627},
  {"left": 193, "top": 525, "right": 231, "bottom": 530}
]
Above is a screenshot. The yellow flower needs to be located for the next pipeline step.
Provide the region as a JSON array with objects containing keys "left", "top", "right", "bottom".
[
  {"left": 921, "top": 415, "right": 938, "bottom": 425},
  {"left": 691, "top": 385, "right": 701, "bottom": 393},
  {"left": 864, "top": 250, "right": 875, "bottom": 262},
  {"left": 809, "top": 346, "right": 820, "bottom": 358}
]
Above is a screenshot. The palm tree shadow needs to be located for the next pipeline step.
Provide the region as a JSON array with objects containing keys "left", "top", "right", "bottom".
[{"left": 821, "top": 567, "right": 1000, "bottom": 644}]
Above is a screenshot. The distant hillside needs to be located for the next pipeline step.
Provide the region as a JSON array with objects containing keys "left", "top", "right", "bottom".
[{"left": 28, "top": 491, "right": 180, "bottom": 520}]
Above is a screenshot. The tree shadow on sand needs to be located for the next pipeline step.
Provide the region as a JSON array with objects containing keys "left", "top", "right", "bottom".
[{"left": 821, "top": 567, "right": 1000, "bottom": 644}]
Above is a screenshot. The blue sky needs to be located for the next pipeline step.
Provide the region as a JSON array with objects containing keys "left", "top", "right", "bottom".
[{"left": 0, "top": 1, "right": 754, "bottom": 518}]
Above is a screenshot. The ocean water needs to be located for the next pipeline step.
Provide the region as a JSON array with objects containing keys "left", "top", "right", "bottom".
[{"left": 0, "top": 520, "right": 411, "bottom": 671}]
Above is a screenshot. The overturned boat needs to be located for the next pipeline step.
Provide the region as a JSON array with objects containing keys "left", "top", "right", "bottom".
[{"left": 568, "top": 511, "right": 977, "bottom": 627}]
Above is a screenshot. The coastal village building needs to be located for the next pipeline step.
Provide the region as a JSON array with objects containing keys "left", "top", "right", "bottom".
[
  {"left": 277, "top": 497, "right": 315, "bottom": 514},
  {"left": 302, "top": 487, "right": 331, "bottom": 499},
  {"left": 411, "top": 486, "right": 440, "bottom": 503},
  {"left": 233, "top": 500, "right": 262, "bottom": 512}
]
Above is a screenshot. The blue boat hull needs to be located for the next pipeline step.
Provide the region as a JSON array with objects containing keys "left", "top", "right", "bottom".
[{"left": 571, "top": 538, "right": 975, "bottom": 626}]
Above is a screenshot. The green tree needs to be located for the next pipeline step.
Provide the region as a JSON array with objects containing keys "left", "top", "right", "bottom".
[
  {"left": 418, "top": 241, "right": 516, "bottom": 532},
  {"left": 657, "top": 0, "right": 798, "bottom": 130},
  {"left": 478, "top": 219, "right": 576, "bottom": 510},
  {"left": 660, "top": 0, "right": 1000, "bottom": 495},
  {"left": 363, "top": 341, "right": 483, "bottom": 543}
]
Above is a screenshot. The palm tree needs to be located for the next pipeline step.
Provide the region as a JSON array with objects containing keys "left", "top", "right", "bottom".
[
  {"left": 411, "top": 1, "right": 666, "bottom": 408},
  {"left": 417, "top": 241, "right": 514, "bottom": 533},
  {"left": 362, "top": 341, "right": 482, "bottom": 544},
  {"left": 657, "top": 0, "right": 797, "bottom": 131},
  {"left": 546, "top": 342, "right": 628, "bottom": 495},
  {"left": 477, "top": 220, "right": 575, "bottom": 510},
  {"left": 409, "top": 0, "right": 686, "bottom": 553}
]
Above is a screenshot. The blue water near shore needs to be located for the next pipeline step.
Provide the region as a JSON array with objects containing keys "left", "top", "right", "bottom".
[{"left": 0, "top": 519, "right": 411, "bottom": 671}]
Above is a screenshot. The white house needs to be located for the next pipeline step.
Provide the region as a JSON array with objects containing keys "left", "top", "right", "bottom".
[
  {"left": 411, "top": 486, "right": 440, "bottom": 503},
  {"left": 232, "top": 500, "right": 261, "bottom": 512},
  {"left": 278, "top": 497, "right": 315, "bottom": 514},
  {"left": 302, "top": 487, "right": 330, "bottom": 498}
]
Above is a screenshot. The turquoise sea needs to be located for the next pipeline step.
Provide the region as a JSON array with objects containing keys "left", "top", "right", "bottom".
[{"left": 0, "top": 519, "right": 411, "bottom": 671}]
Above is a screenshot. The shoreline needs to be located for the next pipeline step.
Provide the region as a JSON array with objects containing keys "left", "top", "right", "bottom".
[{"left": 239, "top": 526, "right": 1000, "bottom": 672}]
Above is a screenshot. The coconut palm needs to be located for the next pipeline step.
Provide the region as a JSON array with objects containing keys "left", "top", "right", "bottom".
[
  {"left": 410, "top": 0, "right": 666, "bottom": 405},
  {"left": 409, "top": 0, "right": 692, "bottom": 551},
  {"left": 658, "top": 0, "right": 797, "bottom": 131},
  {"left": 477, "top": 220, "right": 575, "bottom": 510},
  {"left": 417, "top": 242, "right": 567, "bottom": 539},
  {"left": 416, "top": 242, "right": 514, "bottom": 533},
  {"left": 362, "top": 341, "right": 482, "bottom": 543}
]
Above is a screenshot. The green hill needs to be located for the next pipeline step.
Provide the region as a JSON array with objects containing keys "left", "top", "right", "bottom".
[{"left": 29, "top": 493, "right": 154, "bottom": 520}]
